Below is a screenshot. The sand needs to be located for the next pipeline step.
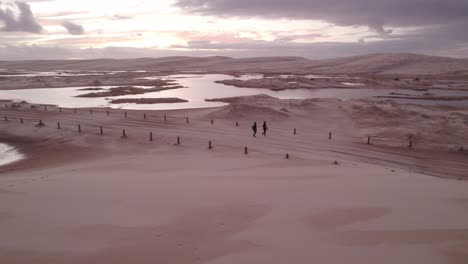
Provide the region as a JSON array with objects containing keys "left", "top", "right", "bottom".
[
  {"left": 0, "top": 95, "right": 467, "bottom": 264},
  {"left": 76, "top": 85, "right": 180, "bottom": 98},
  {"left": 109, "top": 98, "right": 189, "bottom": 104},
  {"left": 1, "top": 53, "right": 468, "bottom": 263},
  {"left": 1, "top": 53, "right": 468, "bottom": 76}
]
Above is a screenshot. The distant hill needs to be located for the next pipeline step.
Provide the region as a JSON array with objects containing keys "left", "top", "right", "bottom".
[
  {"left": 1, "top": 53, "right": 467, "bottom": 76},
  {"left": 304, "top": 53, "right": 468, "bottom": 75}
]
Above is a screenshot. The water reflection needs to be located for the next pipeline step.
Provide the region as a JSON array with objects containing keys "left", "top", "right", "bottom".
[
  {"left": 0, "top": 143, "right": 24, "bottom": 167},
  {"left": 0, "top": 74, "right": 467, "bottom": 110}
]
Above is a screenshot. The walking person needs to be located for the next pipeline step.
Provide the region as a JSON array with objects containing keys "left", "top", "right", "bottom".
[
  {"left": 252, "top": 122, "right": 257, "bottom": 138},
  {"left": 262, "top": 121, "right": 268, "bottom": 136}
]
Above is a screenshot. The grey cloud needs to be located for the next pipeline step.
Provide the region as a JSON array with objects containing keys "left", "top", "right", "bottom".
[
  {"left": 368, "top": 21, "right": 393, "bottom": 37},
  {"left": 1, "top": 35, "right": 468, "bottom": 61},
  {"left": 175, "top": 0, "right": 468, "bottom": 36},
  {"left": 61, "top": 21, "right": 84, "bottom": 35},
  {"left": 171, "top": 28, "right": 468, "bottom": 58},
  {"left": 2, "top": 19, "right": 468, "bottom": 61},
  {"left": 0, "top": 1, "right": 43, "bottom": 33}
]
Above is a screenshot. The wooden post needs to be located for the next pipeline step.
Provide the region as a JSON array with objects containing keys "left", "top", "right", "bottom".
[
  {"left": 186, "top": 117, "right": 189, "bottom": 124},
  {"left": 149, "top": 132, "right": 153, "bottom": 141},
  {"left": 367, "top": 136, "right": 371, "bottom": 145},
  {"left": 177, "top": 136, "right": 181, "bottom": 145},
  {"left": 209, "top": 141, "right": 212, "bottom": 149},
  {"left": 286, "top": 154, "right": 290, "bottom": 159},
  {"left": 106, "top": 110, "right": 109, "bottom": 116},
  {"left": 74, "top": 108, "right": 77, "bottom": 114},
  {"left": 100, "top": 126, "right": 103, "bottom": 135},
  {"left": 144, "top": 113, "right": 147, "bottom": 120},
  {"left": 125, "top": 112, "right": 127, "bottom": 118},
  {"left": 235, "top": 122, "right": 239, "bottom": 127},
  {"left": 211, "top": 119, "right": 214, "bottom": 125},
  {"left": 89, "top": 109, "right": 93, "bottom": 115},
  {"left": 20, "top": 118, "right": 23, "bottom": 124},
  {"left": 409, "top": 140, "right": 413, "bottom": 149},
  {"left": 57, "top": 122, "right": 61, "bottom": 129},
  {"left": 44, "top": 105, "right": 47, "bottom": 111},
  {"left": 329, "top": 132, "right": 332, "bottom": 140},
  {"left": 244, "top": 147, "right": 248, "bottom": 155},
  {"left": 294, "top": 128, "right": 297, "bottom": 134},
  {"left": 78, "top": 124, "right": 81, "bottom": 133},
  {"left": 164, "top": 114, "right": 167, "bottom": 121},
  {"left": 59, "top": 107, "right": 62, "bottom": 112},
  {"left": 122, "top": 129, "right": 127, "bottom": 138}
]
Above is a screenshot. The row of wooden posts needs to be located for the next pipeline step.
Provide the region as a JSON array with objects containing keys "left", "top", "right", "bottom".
[
  {"left": 2, "top": 116, "right": 295, "bottom": 158},
  {"left": 5, "top": 104, "right": 251, "bottom": 128},
  {"left": 3, "top": 109, "right": 418, "bottom": 160},
  {"left": 2, "top": 113, "right": 416, "bottom": 149}
]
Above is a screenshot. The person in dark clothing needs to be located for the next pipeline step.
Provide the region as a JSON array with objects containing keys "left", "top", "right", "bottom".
[
  {"left": 252, "top": 122, "right": 257, "bottom": 137},
  {"left": 262, "top": 121, "right": 268, "bottom": 136}
]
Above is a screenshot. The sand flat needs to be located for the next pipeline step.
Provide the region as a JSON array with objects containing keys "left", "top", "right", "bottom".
[{"left": 0, "top": 106, "right": 467, "bottom": 263}]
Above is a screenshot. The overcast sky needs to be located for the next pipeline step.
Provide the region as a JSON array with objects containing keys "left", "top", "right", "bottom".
[{"left": 0, "top": 0, "right": 467, "bottom": 60}]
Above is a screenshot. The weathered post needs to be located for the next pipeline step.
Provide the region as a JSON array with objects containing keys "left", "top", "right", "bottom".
[
  {"left": 125, "top": 112, "right": 127, "bottom": 118},
  {"left": 211, "top": 119, "right": 214, "bottom": 125},
  {"left": 149, "top": 132, "right": 153, "bottom": 141},
  {"left": 59, "top": 107, "right": 62, "bottom": 112},
  {"left": 286, "top": 154, "right": 290, "bottom": 159},
  {"left": 186, "top": 117, "right": 189, "bottom": 124},
  {"left": 164, "top": 114, "right": 167, "bottom": 121},
  {"left": 100, "top": 126, "right": 103, "bottom": 135},
  {"left": 89, "top": 109, "right": 93, "bottom": 115},
  {"left": 177, "top": 136, "right": 181, "bottom": 145},
  {"left": 57, "top": 122, "right": 61, "bottom": 129},
  {"left": 144, "top": 113, "right": 147, "bottom": 120},
  {"left": 122, "top": 129, "right": 127, "bottom": 138},
  {"left": 74, "top": 108, "right": 77, "bottom": 114},
  {"left": 294, "top": 128, "right": 297, "bottom": 135},
  {"left": 235, "top": 122, "right": 239, "bottom": 127},
  {"left": 106, "top": 110, "right": 109, "bottom": 116},
  {"left": 20, "top": 118, "right": 24, "bottom": 124},
  {"left": 244, "top": 147, "right": 248, "bottom": 155},
  {"left": 78, "top": 124, "right": 81, "bottom": 133},
  {"left": 329, "top": 132, "right": 332, "bottom": 140},
  {"left": 367, "top": 136, "right": 371, "bottom": 145},
  {"left": 44, "top": 105, "right": 47, "bottom": 111},
  {"left": 209, "top": 141, "right": 213, "bottom": 149},
  {"left": 409, "top": 140, "right": 413, "bottom": 149}
]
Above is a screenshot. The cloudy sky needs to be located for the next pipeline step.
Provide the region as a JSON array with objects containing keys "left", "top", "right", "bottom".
[{"left": 0, "top": 0, "right": 467, "bottom": 60}]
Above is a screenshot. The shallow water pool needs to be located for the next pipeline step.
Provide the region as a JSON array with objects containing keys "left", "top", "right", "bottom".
[
  {"left": 0, "top": 74, "right": 467, "bottom": 109},
  {"left": 0, "top": 143, "right": 24, "bottom": 167}
]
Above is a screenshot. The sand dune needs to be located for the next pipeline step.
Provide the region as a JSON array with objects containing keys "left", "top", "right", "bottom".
[
  {"left": 0, "top": 102, "right": 467, "bottom": 263},
  {"left": 1, "top": 53, "right": 468, "bottom": 75},
  {"left": 1, "top": 53, "right": 468, "bottom": 264}
]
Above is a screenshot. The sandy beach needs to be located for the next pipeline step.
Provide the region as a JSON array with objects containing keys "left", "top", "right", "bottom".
[{"left": 0, "top": 54, "right": 468, "bottom": 264}]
